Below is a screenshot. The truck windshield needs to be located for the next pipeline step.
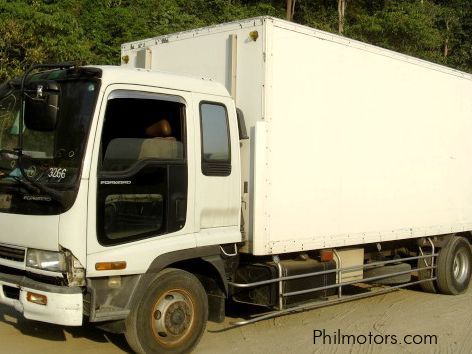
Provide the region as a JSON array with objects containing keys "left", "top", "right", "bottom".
[{"left": 0, "top": 70, "right": 100, "bottom": 215}]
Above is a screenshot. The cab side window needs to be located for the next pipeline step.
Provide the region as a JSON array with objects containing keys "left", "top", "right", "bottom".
[
  {"left": 101, "top": 92, "right": 185, "bottom": 172},
  {"left": 200, "top": 102, "right": 231, "bottom": 176}
]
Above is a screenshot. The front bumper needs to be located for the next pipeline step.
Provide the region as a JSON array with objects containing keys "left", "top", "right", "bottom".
[{"left": 0, "top": 271, "right": 83, "bottom": 326}]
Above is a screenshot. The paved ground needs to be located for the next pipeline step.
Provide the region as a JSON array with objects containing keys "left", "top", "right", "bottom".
[{"left": 0, "top": 286, "right": 470, "bottom": 353}]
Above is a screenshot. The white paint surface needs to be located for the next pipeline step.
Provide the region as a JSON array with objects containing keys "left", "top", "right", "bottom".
[
  {"left": 0, "top": 280, "right": 82, "bottom": 326},
  {"left": 123, "top": 16, "right": 472, "bottom": 255}
]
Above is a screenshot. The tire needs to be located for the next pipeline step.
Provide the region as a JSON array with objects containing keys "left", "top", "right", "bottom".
[
  {"left": 125, "top": 268, "right": 208, "bottom": 354},
  {"left": 436, "top": 236, "right": 472, "bottom": 295},
  {"left": 363, "top": 262, "right": 411, "bottom": 285},
  {"left": 417, "top": 254, "right": 438, "bottom": 293}
]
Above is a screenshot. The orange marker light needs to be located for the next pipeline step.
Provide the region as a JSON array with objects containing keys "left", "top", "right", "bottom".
[
  {"left": 320, "top": 249, "right": 334, "bottom": 262},
  {"left": 95, "top": 261, "right": 127, "bottom": 271},
  {"left": 27, "top": 292, "right": 47, "bottom": 306}
]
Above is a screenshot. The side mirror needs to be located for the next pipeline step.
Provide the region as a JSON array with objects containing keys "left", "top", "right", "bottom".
[
  {"left": 24, "top": 81, "right": 60, "bottom": 131},
  {"left": 236, "top": 108, "right": 249, "bottom": 140}
]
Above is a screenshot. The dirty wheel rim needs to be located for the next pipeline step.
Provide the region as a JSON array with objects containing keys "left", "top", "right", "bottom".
[
  {"left": 150, "top": 289, "right": 195, "bottom": 348},
  {"left": 453, "top": 248, "right": 469, "bottom": 284}
]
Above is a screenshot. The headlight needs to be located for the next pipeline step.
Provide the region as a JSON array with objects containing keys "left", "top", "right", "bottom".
[{"left": 26, "top": 249, "right": 66, "bottom": 272}]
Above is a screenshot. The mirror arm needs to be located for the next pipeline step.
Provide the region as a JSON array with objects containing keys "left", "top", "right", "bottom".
[{"left": 19, "top": 62, "right": 79, "bottom": 152}]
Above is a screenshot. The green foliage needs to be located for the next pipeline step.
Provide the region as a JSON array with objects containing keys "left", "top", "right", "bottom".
[
  {"left": 0, "top": 0, "right": 470, "bottom": 81},
  {"left": 347, "top": 1, "right": 444, "bottom": 62},
  {"left": 0, "top": 0, "right": 94, "bottom": 80}
]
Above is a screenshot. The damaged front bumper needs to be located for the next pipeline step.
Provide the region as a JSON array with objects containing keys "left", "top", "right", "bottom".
[{"left": 0, "top": 271, "right": 83, "bottom": 326}]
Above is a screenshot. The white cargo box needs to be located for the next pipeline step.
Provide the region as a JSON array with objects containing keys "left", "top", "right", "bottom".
[{"left": 122, "top": 17, "right": 472, "bottom": 256}]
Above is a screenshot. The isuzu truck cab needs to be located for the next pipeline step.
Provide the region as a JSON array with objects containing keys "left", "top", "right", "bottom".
[
  {"left": 0, "top": 17, "right": 471, "bottom": 354},
  {"left": 0, "top": 64, "right": 242, "bottom": 351}
]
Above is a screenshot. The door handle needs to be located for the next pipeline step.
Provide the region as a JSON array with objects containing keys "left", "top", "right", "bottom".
[{"left": 175, "top": 198, "right": 186, "bottom": 222}]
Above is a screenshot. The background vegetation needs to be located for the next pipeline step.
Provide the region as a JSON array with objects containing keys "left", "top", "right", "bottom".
[{"left": 1, "top": 0, "right": 471, "bottom": 81}]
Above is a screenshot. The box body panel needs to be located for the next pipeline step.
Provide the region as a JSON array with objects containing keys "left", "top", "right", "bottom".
[
  {"left": 122, "top": 17, "right": 472, "bottom": 255},
  {"left": 261, "top": 21, "right": 472, "bottom": 254}
]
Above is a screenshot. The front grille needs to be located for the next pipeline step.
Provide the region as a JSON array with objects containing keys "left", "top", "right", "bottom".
[
  {"left": 0, "top": 265, "right": 66, "bottom": 286},
  {"left": 2, "top": 285, "right": 20, "bottom": 300},
  {"left": 0, "top": 265, "right": 24, "bottom": 277},
  {"left": 0, "top": 245, "right": 25, "bottom": 262}
]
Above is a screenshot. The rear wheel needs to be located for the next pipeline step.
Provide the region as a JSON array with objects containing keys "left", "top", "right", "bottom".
[
  {"left": 417, "top": 253, "right": 437, "bottom": 293},
  {"left": 125, "top": 268, "right": 208, "bottom": 354},
  {"left": 436, "top": 237, "right": 472, "bottom": 295}
]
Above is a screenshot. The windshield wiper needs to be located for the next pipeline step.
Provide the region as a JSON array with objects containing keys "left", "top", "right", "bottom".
[
  {"left": 0, "top": 149, "right": 64, "bottom": 205},
  {"left": 10, "top": 176, "right": 40, "bottom": 194}
]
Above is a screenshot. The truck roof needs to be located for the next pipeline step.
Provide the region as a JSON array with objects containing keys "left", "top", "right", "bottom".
[
  {"left": 94, "top": 65, "right": 230, "bottom": 97},
  {"left": 122, "top": 16, "right": 472, "bottom": 81}
]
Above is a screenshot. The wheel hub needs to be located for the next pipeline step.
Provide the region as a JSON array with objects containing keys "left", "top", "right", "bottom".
[
  {"left": 453, "top": 248, "right": 469, "bottom": 284},
  {"left": 165, "top": 301, "right": 191, "bottom": 335},
  {"left": 151, "top": 291, "right": 194, "bottom": 343}
]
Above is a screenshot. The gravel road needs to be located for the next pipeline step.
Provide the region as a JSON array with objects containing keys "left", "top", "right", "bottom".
[{"left": 0, "top": 286, "right": 470, "bottom": 353}]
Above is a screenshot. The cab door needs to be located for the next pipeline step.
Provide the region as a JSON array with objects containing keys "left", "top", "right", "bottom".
[
  {"left": 86, "top": 85, "right": 196, "bottom": 261},
  {"left": 192, "top": 93, "right": 241, "bottom": 247}
]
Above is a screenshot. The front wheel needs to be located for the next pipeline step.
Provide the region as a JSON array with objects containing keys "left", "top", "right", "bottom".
[
  {"left": 436, "top": 236, "right": 472, "bottom": 295},
  {"left": 125, "top": 268, "right": 208, "bottom": 354}
]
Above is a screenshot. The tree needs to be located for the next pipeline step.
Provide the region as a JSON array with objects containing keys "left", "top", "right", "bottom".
[
  {"left": 0, "top": 1, "right": 94, "bottom": 81},
  {"left": 433, "top": 0, "right": 472, "bottom": 70},
  {"left": 346, "top": 1, "right": 444, "bottom": 63},
  {"left": 0, "top": 0, "right": 470, "bottom": 81},
  {"left": 338, "top": 0, "right": 347, "bottom": 34},
  {"left": 286, "top": 0, "right": 295, "bottom": 21}
]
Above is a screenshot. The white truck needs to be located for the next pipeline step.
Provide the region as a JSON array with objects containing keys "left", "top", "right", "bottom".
[{"left": 0, "top": 16, "right": 471, "bottom": 353}]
